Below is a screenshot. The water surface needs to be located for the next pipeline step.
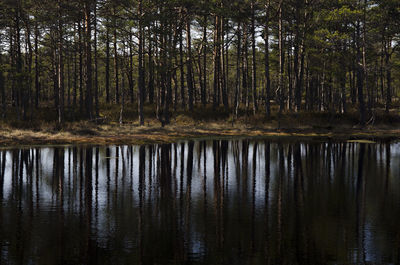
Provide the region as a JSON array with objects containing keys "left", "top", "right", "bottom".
[{"left": 0, "top": 139, "right": 399, "bottom": 264}]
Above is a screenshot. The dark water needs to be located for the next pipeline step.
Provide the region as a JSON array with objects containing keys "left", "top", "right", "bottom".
[{"left": 0, "top": 140, "right": 400, "bottom": 264}]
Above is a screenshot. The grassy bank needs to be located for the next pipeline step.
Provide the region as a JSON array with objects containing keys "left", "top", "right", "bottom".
[{"left": 1, "top": 104, "right": 400, "bottom": 146}]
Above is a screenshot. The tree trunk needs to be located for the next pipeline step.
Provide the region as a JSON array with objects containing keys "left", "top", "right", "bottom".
[
  {"left": 234, "top": 23, "right": 241, "bottom": 119},
  {"left": 148, "top": 27, "right": 155, "bottom": 104},
  {"left": 179, "top": 25, "right": 185, "bottom": 109},
  {"left": 243, "top": 24, "right": 249, "bottom": 112},
  {"left": 105, "top": 19, "right": 110, "bottom": 103},
  {"left": 138, "top": 0, "right": 144, "bottom": 125},
  {"left": 264, "top": 0, "right": 271, "bottom": 118},
  {"left": 278, "top": 4, "right": 285, "bottom": 114},
  {"left": 221, "top": 14, "right": 228, "bottom": 110},
  {"left": 113, "top": 6, "right": 119, "bottom": 104},
  {"left": 385, "top": 40, "right": 391, "bottom": 114},
  {"left": 213, "top": 14, "right": 220, "bottom": 109},
  {"left": 186, "top": 15, "right": 194, "bottom": 112},
  {"left": 251, "top": 0, "right": 258, "bottom": 115},
  {"left": 356, "top": 21, "right": 366, "bottom": 125},
  {"left": 34, "top": 20, "right": 39, "bottom": 109},
  {"left": 202, "top": 14, "right": 207, "bottom": 106},
  {"left": 0, "top": 56, "right": 4, "bottom": 118},
  {"left": 78, "top": 21, "right": 84, "bottom": 114},
  {"left": 58, "top": 0, "right": 64, "bottom": 124},
  {"left": 84, "top": 0, "right": 92, "bottom": 119},
  {"left": 94, "top": 1, "right": 99, "bottom": 118}
]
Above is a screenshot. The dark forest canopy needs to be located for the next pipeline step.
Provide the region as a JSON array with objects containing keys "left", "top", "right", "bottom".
[{"left": 0, "top": 0, "right": 399, "bottom": 126}]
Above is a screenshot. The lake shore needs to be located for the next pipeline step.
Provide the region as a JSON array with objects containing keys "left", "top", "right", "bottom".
[{"left": 1, "top": 120, "right": 400, "bottom": 147}]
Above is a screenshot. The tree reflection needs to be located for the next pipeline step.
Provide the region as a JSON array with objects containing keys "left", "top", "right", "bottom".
[{"left": 0, "top": 140, "right": 399, "bottom": 264}]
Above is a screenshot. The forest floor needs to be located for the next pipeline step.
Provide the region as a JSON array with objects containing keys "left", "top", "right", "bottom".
[{"left": 1, "top": 104, "right": 400, "bottom": 146}]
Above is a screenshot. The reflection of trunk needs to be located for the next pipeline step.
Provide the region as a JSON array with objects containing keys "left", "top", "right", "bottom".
[
  {"left": 138, "top": 146, "right": 145, "bottom": 264},
  {"left": 251, "top": 142, "right": 258, "bottom": 252},
  {"left": 0, "top": 151, "right": 6, "bottom": 200},
  {"left": 84, "top": 148, "right": 93, "bottom": 264},
  {"left": 212, "top": 140, "right": 221, "bottom": 249},
  {"left": 115, "top": 146, "right": 119, "bottom": 200},
  {"left": 185, "top": 141, "right": 194, "bottom": 246},
  {"left": 95, "top": 147, "right": 99, "bottom": 227},
  {"left": 294, "top": 143, "right": 306, "bottom": 262},
  {"left": 384, "top": 142, "right": 390, "bottom": 200},
  {"left": 179, "top": 142, "right": 185, "bottom": 227},
  {"left": 277, "top": 144, "right": 284, "bottom": 263},
  {"left": 106, "top": 147, "right": 110, "bottom": 205},
  {"left": 264, "top": 142, "right": 270, "bottom": 263},
  {"left": 356, "top": 143, "right": 365, "bottom": 263}
]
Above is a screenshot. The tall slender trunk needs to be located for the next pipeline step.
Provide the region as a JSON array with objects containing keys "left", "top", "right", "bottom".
[
  {"left": 164, "top": 23, "right": 173, "bottom": 125},
  {"left": 113, "top": 6, "right": 119, "bottom": 104},
  {"left": 264, "top": 0, "right": 271, "bottom": 118},
  {"left": 251, "top": 0, "right": 258, "bottom": 115},
  {"left": 15, "top": 4, "right": 23, "bottom": 120},
  {"left": 213, "top": 14, "right": 220, "bottom": 109},
  {"left": 385, "top": 40, "right": 391, "bottom": 114},
  {"left": 129, "top": 32, "right": 134, "bottom": 103},
  {"left": 105, "top": 20, "right": 110, "bottom": 103},
  {"left": 186, "top": 14, "right": 194, "bottom": 112},
  {"left": 179, "top": 25, "right": 185, "bottom": 109},
  {"left": 362, "top": 0, "right": 370, "bottom": 116},
  {"left": 243, "top": 24, "right": 249, "bottom": 111},
  {"left": 0, "top": 55, "right": 4, "bottom": 118},
  {"left": 67, "top": 50, "right": 70, "bottom": 108},
  {"left": 94, "top": 1, "right": 99, "bottom": 118},
  {"left": 78, "top": 21, "right": 84, "bottom": 114},
  {"left": 287, "top": 35, "right": 293, "bottom": 111},
  {"left": 24, "top": 15, "right": 33, "bottom": 121},
  {"left": 221, "top": 14, "right": 228, "bottom": 110},
  {"left": 138, "top": 0, "right": 144, "bottom": 125},
  {"left": 84, "top": 0, "right": 92, "bottom": 119},
  {"left": 356, "top": 20, "right": 365, "bottom": 125},
  {"left": 278, "top": 4, "right": 285, "bottom": 114},
  {"left": 294, "top": 0, "right": 304, "bottom": 112},
  {"left": 148, "top": 27, "right": 155, "bottom": 104},
  {"left": 341, "top": 51, "right": 347, "bottom": 114},
  {"left": 34, "top": 20, "right": 39, "bottom": 109},
  {"left": 73, "top": 23, "right": 77, "bottom": 108},
  {"left": 202, "top": 14, "right": 207, "bottom": 106},
  {"left": 234, "top": 23, "right": 241, "bottom": 119},
  {"left": 58, "top": 0, "right": 64, "bottom": 124}
]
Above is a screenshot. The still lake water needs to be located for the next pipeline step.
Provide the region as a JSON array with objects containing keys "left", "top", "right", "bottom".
[{"left": 0, "top": 139, "right": 399, "bottom": 264}]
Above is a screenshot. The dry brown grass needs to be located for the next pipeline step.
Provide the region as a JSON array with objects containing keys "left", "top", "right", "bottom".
[{"left": 1, "top": 104, "right": 400, "bottom": 146}]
